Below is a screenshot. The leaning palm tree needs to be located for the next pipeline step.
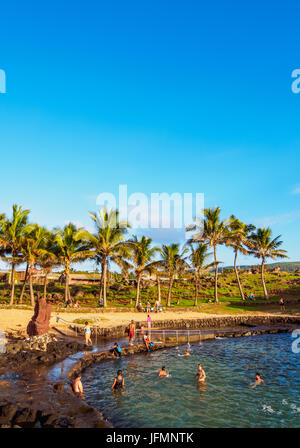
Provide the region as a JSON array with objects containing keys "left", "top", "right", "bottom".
[
  {"left": 19, "top": 225, "right": 52, "bottom": 305},
  {"left": 248, "top": 228, "right": 288, "bottom": 299},
  {"left": 188, "top": 242, "right": 215, "bottom": 306},
  {"left": 187, "top": 207, "right": 230, "bottom": 303},
  {"left": 76, "top": 208, "right": 130, "bottom": 307},
  {"left": 228, "top": 216, "right": 256, "bottom": 301},
  {"left": 54, "top": 223, "right": 91, "bottom": 304},
  {"left": 126, "top": 235, "right": 159, "bottom": 307},
  {"left": 158, "top": 244, "right": 188, "bottom": 307},
  {"left": 0, "top": 205, "right": 31, "bottom": 304}
]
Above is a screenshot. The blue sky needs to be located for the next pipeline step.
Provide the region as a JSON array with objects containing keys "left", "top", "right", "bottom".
[{"left": 1, "top": 0, "right": 300, "bottom": 269}]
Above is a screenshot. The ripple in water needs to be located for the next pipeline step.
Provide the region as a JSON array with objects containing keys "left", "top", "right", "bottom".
[{"left": 81, "top": 333, "right": 300, "bottom": 428}]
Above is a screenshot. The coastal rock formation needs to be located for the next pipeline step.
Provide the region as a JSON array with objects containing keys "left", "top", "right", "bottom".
[{"left": 27, "top": 297, "right": 52, "bottom": 336}]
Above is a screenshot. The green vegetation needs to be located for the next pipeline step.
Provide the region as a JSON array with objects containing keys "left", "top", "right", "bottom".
[{"left": 0, "top": 204, "right": 291, "bottom": 309}]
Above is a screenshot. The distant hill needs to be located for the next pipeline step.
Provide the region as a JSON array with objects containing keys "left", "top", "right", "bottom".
[{"left": 226, "top": 261, "right": 300, "bottom": 273}]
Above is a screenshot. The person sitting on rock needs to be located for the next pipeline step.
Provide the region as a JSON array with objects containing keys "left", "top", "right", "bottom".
[
  {"left": 111, "top": 342, "right": 122, "bottom": 358},
  {"left": 143, "top": 332, "right": 154, "bottom": 352}
]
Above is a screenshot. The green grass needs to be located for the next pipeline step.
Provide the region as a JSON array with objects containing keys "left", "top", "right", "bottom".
[{"left": 1, "top": 271, "right": 300, "bottom": 314}]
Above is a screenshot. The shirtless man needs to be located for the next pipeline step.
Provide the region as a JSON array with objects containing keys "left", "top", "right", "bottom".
[
  {"left": 129, "top": 320, "right": 136, "bottom": 346},
  {"left": 73, "top": 375, "right": 84, "bottom": 397}
]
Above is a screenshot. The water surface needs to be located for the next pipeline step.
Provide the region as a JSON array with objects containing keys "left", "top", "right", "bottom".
[{"left": 82, "top": 333, "right": 300, "bottom": 427}]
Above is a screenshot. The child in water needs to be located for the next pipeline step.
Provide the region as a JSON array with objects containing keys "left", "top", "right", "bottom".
[
  {"left": 158, "top": 366, "right": 168, "bottom": 377},
  {"left": 84, "top": 321, "right": 92, "bottom": 346}
]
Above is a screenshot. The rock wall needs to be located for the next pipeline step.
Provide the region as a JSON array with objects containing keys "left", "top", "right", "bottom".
[{"left": 72, "top": 315, "right": 300, "bottom": 339}]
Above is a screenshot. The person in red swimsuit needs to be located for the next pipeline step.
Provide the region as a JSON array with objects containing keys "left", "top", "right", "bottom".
[{"left": 129, "top": 320, "right": 135, "bottom": 346}]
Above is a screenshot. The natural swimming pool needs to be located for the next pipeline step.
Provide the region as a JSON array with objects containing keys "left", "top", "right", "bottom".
[{"left": 81, "top": 333, "right": 300, "bottom": 427}]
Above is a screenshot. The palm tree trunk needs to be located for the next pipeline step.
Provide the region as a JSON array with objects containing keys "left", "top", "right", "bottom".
[
  {"left": 234, "top": 250, "right": 244, "bottom": 300},
  {"left": 103, "top": 260, "right": 107, "bottom": 307},
  {"left": 107, "top": 269, "right": 110, "bottom": 293},
  {"left": 65, "top": 267, "right": 70, "bottom": 304},
  {"left": 135, "top": 272, "right": 142, "bottom": 307},
  {"left": 99, "top": 261, "right": 104, "bottom": 301},
  {"left": 19, "top": 263, "right": 29, "bottom": 304},
  {"left": 213, "top": 245, "right": 219, "bottom": 303},
  {"left": 167, "top": 275, "right": 173, "bottom": 307},
  {"left": 261, "top": 259, "right": 268, "bottom": 299},
  {"left": 43, "top": 272, "right": 48, "bottom": 299},
  {"left": 157, "top": 276, "right": 161, "bottom": 305},
  {"left": 29, "top": 271, "right": 35, "bottom": 306},
  {"left": 9, "top": 263, "right": 16, "bottom": 305},
  {"left": 194, "top": 274, "right": 198, "bottom": 306}
]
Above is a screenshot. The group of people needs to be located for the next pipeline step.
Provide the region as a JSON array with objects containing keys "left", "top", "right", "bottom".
[
  {"left": 137, "top": 300, "right": 162, "bottom": 313},
  {"left": 73, "top": 344, "right": 265, "bottom": 398}
]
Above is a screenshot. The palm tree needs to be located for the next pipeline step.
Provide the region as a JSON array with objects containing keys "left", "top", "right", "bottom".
[
  {"left": 248, "top": 228, "right": 288, "bottom": 299},
  {"left": 0, "top": 205, "right": 30, "bottom": 304},
  {"left": 158, "top": 244, "right": 188, "bottom": 307},
  {"left": 187, "top": 207, "right": 230, "bottom": 303},
  {"left": 126, "top": 235, "right": 159, "bottom": 307},
  {"left": 188, "top": 242, "right": 214, "bottom": 306},
  {"left": 19, "top": 225, "right": 52, "bottom": 305},
  {"left": 38, "top": 236, "right": 58, "bottom": 300},
  {"left": 76, "top": 208, "right": 130, "bottom": 307},
  {"left": 228, "top": 216, "right": 255, "bottom": 301},
  {"left": 54, "top": 223, "right": 91, "bottom": 304}
]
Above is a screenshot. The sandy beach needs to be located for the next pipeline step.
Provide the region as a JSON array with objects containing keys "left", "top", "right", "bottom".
[{"left": 0, "top": 308, "right": 294, "bottom": 339}]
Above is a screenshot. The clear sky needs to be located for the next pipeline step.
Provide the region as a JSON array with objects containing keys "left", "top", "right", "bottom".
[{"left": 1, "top": 0, "right": 300, "bottom": 270}]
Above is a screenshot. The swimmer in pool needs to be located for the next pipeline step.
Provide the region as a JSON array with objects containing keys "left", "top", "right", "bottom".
[
  {"left": 111, "top": 370, "right": 125, "bottom": 391},
  {"left": 179, "top": 349, "right": 191, "bottom": 357},
  {"left": 158, "top": 366, "right": 168, "bottom": 377},
  {"left": 255, "top": 372, "right": 265, "bottom": 384},
  {"left": 194, "top": 364, "right": 206, "bottom": 382}
]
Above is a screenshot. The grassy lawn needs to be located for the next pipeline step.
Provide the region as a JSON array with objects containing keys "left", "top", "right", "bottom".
[{"left": 0, "top": 271, "right": 300, "bottom": 315}]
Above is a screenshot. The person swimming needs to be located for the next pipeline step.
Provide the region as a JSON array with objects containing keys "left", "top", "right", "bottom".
[
  {"left": 255, "top": 372, "right": 265, "bottom": 384},
  {"left": 179, "top": 348, "right": 191, "bottom": 357},
  {"left": 111, "top": 370, "right": 125, "bottom": 390},
  {"left": 158, "top": 366, "right": 168, "bottom": 377}
]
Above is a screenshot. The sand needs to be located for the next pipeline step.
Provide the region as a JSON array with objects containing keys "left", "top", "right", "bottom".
[{"left": 0, "top": 308, "right": 291, "bottom": 338}]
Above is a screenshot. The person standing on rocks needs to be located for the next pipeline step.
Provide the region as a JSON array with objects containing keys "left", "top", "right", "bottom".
[
  {"left": 129, "top": 320, "right": 136, "bottom": 346},
  {"left": 84, "top": 322, "right": 93, "bottom": 346},
  {"left": 147, "top": 314, "right": 152, "bottom": 329}
]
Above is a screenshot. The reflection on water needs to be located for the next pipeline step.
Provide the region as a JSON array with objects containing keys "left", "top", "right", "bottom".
[{"left": 81, "top": 333, "right": 300, "bottom": 428}]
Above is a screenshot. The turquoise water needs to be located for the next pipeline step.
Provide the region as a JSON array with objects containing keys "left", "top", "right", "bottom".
[{"left": 82, "top": 333, "right": 300, "bottom": 427}]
